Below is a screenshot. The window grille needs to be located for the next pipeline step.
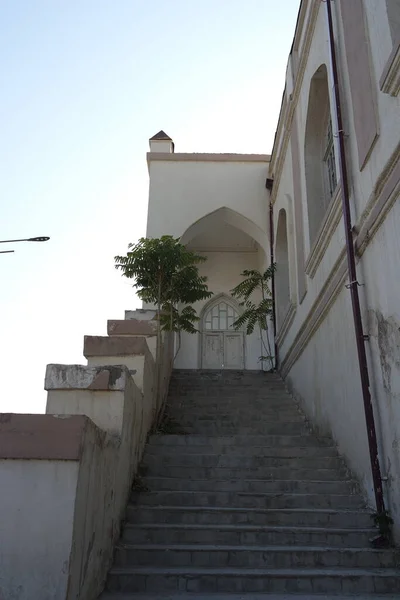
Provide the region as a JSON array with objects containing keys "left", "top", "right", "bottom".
[
  {"left": 324, "top": 118, "right": 337, "bottom": 199},
  {"left": 204, "top": 301, "right": 238, "bottom": 331}
]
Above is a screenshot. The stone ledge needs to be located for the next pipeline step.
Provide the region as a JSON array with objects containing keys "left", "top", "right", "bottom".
[
  {"left": 45, "top": 364, "right": 131, "bottom": 391},
  {"left": 108, "top": 319, "right": 157, "bottom": 337},
  {"left": 83, "top": 336, "right": 148, "bottom": 358},
  {"left": 125, "top": 309, "right": 157, "bottom": 321},
  {"left": 0, "top": 413, "right": 91, "bottom": 460}
]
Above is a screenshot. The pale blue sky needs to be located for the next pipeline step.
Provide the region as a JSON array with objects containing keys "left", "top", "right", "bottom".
[{"left": 0, "top": 0, "right": 299, "bottom": 413}]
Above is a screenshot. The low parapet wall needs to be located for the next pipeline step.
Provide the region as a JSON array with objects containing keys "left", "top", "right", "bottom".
[{"left": 0, "top": 309, "right": 174, "bottom": 600}]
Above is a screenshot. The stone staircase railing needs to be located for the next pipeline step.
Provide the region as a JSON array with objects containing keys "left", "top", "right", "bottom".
[{"left": 0, "top": 309, "right": 174, "bottom": 600}]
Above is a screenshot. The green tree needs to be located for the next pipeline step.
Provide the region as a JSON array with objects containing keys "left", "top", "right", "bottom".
[
  {"left": 230, "top": 265, "right": 276, "bottom": 371},
  {"left": 115, "top": 236, "right": 213, "bottom": 418}
]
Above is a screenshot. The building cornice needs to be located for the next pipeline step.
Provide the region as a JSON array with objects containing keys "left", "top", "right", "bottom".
[
  {"left": 280, "top": 143, "right": 400, "bottom": 377},
  {"left": 305, "top": 184, "right": 343, "bottom": 278},
  {"left": 147, "top": 152, "right": 270, "bottom": 164},
  {"left": 269, "top": 0, "right": 321, "bottom": 203}
]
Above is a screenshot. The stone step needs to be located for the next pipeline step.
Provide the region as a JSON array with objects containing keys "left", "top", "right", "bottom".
[
  {"left": 132, "top": 491, "right": 365, "bottom": 509},
  {"left": 171, "top": 394, "right": 291, "bottom": 399},
  {"left": 127, "top": 506, "right": 374, "bottom": 528},
  {"left": 105, "top": 566, "right": 400, "bottom": 594},
  {"left": 146, "top": 444, "right": 338, "bottom": 458},
  {"left": 143, "top": 453, "right": 343, "bottom": 469},
  {"left": 142, "top": 466, "right": 349, "bottom": 481},
  {"left": 167, "top": 412, "right": 305, "bottom": 423},
  {"left": 114, "top": 544, "right": 397, "bottom": 569},
  {"left": 148, "top": 434, "right": 334, "bottom": 448},
  {"left": 139, "top": 477, "right": 355, "bottom": 494},
  {"left": 123, "top": 523, "right": 377, "bottom": 548},
  {"left": 168, "top": 395, "right": 293, "bottom": 403},
  {"left": 172, "top": 423, "right": 311, "bottom": 435},
  {"left": 101, "top": 593, "right": 400, "bottom": 600}
]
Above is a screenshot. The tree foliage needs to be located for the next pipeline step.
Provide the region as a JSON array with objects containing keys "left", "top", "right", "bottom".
[
  {"left": 114, "top": 236, "right": 212, "bottom": 333},
  {"left": 230, "top": 264, "right": 276, "bottom": 370}
]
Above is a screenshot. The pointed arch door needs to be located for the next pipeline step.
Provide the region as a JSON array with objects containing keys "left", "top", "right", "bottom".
[{"left": 201, "top": 298, "right": 244, "bottom": 369}]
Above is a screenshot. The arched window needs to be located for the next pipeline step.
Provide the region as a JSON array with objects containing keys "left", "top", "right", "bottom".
[
  {"left": 275, "top": 209, "right": 290, "bottom": 328},
  {"left": 203, "top": 300, "right": 239, "bottom": 331},
  {"left": 304, "top": 64, "right": 337, "bottom": 245},
  {"left": 386, "top": 0, "right": 400, "bottom": 43}
]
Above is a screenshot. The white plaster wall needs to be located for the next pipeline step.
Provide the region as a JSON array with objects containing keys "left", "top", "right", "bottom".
[
  {"left": 67, "top": 423, "right": 120, "bottom": 600},
  {"left": 175, "top": 250, "right": 268, "bottom": 370},
  {"left": 361, "top": 198, "right": 400, "bottom": 539},
  {"left": 86, "top": 351, "right": 156, "bottom": 440},
  {"left": 47, "top": 389, "right": 126, "bottom": 437},
  {"left": 0, "top": 459, "right": 78, "bottom": 600},
  {"left": 146, "top": 160, "right": 269, "bottom": 242},
  {"left": 334, "top": 0, "right": 400, "bottom": 223},
  {"left": 285, "top": 287, "right": 372, "bottom": 501},
  {"left": 271, "top": 0, "right": 400, "bottom": 539}
]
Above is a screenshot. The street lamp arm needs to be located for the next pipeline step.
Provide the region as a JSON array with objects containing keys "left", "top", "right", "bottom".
[{"left": 0, "top": 236, "right": 50, "bottom": 244}]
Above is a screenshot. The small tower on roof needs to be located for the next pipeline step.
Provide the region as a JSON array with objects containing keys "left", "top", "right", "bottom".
[{"left": 149, "top": 130, "right": 174, "bottom": 153}]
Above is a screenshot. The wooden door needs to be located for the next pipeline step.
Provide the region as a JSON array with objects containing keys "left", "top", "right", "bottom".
[
  {"left": 223, "top": 332, "right": 244, "bottom": 369},
  {"left": 202, "top": 333, "right": 223, "bottom": 369}
]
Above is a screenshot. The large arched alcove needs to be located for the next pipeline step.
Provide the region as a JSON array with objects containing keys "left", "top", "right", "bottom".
[
  {"left": 200, "top": 294, "right": 244, "bottom": 369},
  {"left": 304, "top": 64, "right": 337, "bottom": 246},
  {"left": 175, "top": 207, "right": 271, "bottom": 370},
  {"left": 275, "top": 209, "right": 290, "bottom": 329}
]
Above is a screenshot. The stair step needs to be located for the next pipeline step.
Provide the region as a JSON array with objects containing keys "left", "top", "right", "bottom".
[
  {"left": 138, "top": 477, "right": 355, "bottom": 494},
  {"left": 101, "top": 593, "right": 400, "bottom": 600},
  {"left": 148, "top": 435, "right": 334, "bottom": 447},
  {"left": 167, "top": 413, "right": 305, "bottom": 423},
  {"left": 123, "top": 523, "right": 377, "bottom": 548},
  {"left": 143, "top": 466, "right": 349, "bottom": 481},
  {"left": 114, "top": 544, "right": 397, "bottom": 569},
  {"left": 99, "top": 371, "right": 399, "bottom": 598},
  {"left": 143, "top": 453, "right": 343, "bottom": 468},
  {"left": 105, "top": 566, "right": 400, "bottom": 594},
  {"left": 178, "top": 424, "right": 310, "bottom": 435},
  {"left": 146, "top": 445, "right": 338, "bottom": 458},
  {"left": 127, "top": 506, "right": 374, "bottom": 528},
  {"left": 132, "top": 491, "right": 365, "bottom": 509}
]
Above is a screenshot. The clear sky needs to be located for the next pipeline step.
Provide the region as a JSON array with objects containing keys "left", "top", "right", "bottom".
[{"left": 0, "top": 0, "right": 300, "bottom": 413}]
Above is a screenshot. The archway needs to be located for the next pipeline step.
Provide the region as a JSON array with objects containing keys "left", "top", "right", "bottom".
[
  {"left": 304, "top": 64, "right": 337, "bottom": 245},
  {"left": 200, "top": 294, "right": 244, "bottom": 369},
  {"left": 275, "top": 209, "right": 290, "bottom": 329}
]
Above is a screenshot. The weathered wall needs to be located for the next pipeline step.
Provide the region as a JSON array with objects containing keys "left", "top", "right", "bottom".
[
  {"left": 174, "top": 250, "right": 267, "bottom": 370},
  {"left": 270, "top": 0, "right": 400, "bottom": 539},
  {"left": 0, "top": 413, "right": 108, "bottom": 600},
  {"left": 0, "top": 459, "right": 78, "bottom": 600},
  {"left": 146, "top": 156, "right": 270, "bottom": 243}
]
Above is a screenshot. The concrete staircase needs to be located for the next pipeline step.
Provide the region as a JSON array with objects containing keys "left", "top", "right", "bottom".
[{"left": 100, "top": 370, "right": 400, "bottom": 598}]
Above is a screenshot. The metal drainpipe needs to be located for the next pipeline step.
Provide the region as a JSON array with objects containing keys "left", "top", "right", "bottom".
[
  {"left": 267, "top": 179, "right": 278, "bottom": 370},
  {"left": 325, "top": 0, "right": 386, "bottom": 520}
]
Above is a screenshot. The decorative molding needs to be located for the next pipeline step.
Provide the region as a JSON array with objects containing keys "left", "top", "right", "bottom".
[
  {"left": 276, "top": 301, "right": 297, "bottom": 348},
  {"left": 190, "top": 247, "right": 258, "bottom": 254},
  {"left": 270, "top": 0, "right": 321, "bottom": 201},
  {"left": 279, "top": 143, "right": 400, "bottom": 377},
  {"left": 305, "top": 185, "right": 342, "bottom": 278},
  {"left": 281, "top": 249, "right": 347, "bottom": 378},
  {"left": 380, "top": 36, "right": 400, "bottom": 97},
  {"left": 356, "top": 142, "right": 400, "bottom": 257},
  {"left": 147, "top": 152, "right": 270, "bottom": 164}
]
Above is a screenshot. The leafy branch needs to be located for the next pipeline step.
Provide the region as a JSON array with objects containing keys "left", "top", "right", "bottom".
[{"left": 231, "top": 265, "right": 276, "bottom": 371}]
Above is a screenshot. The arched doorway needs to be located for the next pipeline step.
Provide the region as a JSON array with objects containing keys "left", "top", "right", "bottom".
[
  {"left": 275, "top": 208, "right": 290, "bottom": 329},
  {"left": 201, "top": 296, "right": 245, "bottom": 369}
]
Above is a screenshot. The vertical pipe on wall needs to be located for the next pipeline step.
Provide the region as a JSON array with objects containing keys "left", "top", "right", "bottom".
[
  {"left": 325, "top": 0, "right": 386, "bottom": 520},
  {"left": 267, "top": 184, "right": 278, "bottom": 370}
]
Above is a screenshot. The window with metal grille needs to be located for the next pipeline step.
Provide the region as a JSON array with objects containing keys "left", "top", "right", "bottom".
[
  {"left": 323, "top": 118, "right": 337, "bottom": 199},
  {"left": 204, "top": 301, "right": 239, "bottom": 331}
]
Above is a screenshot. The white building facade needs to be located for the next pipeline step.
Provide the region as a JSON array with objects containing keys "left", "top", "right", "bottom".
[{"left": 146, "top": 0, "right": 400, "bottom": 538}]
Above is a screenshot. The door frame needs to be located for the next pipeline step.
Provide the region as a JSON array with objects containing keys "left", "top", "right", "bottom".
[{"left": 199, "top": 293, "right": 246, "bottom": 370}]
